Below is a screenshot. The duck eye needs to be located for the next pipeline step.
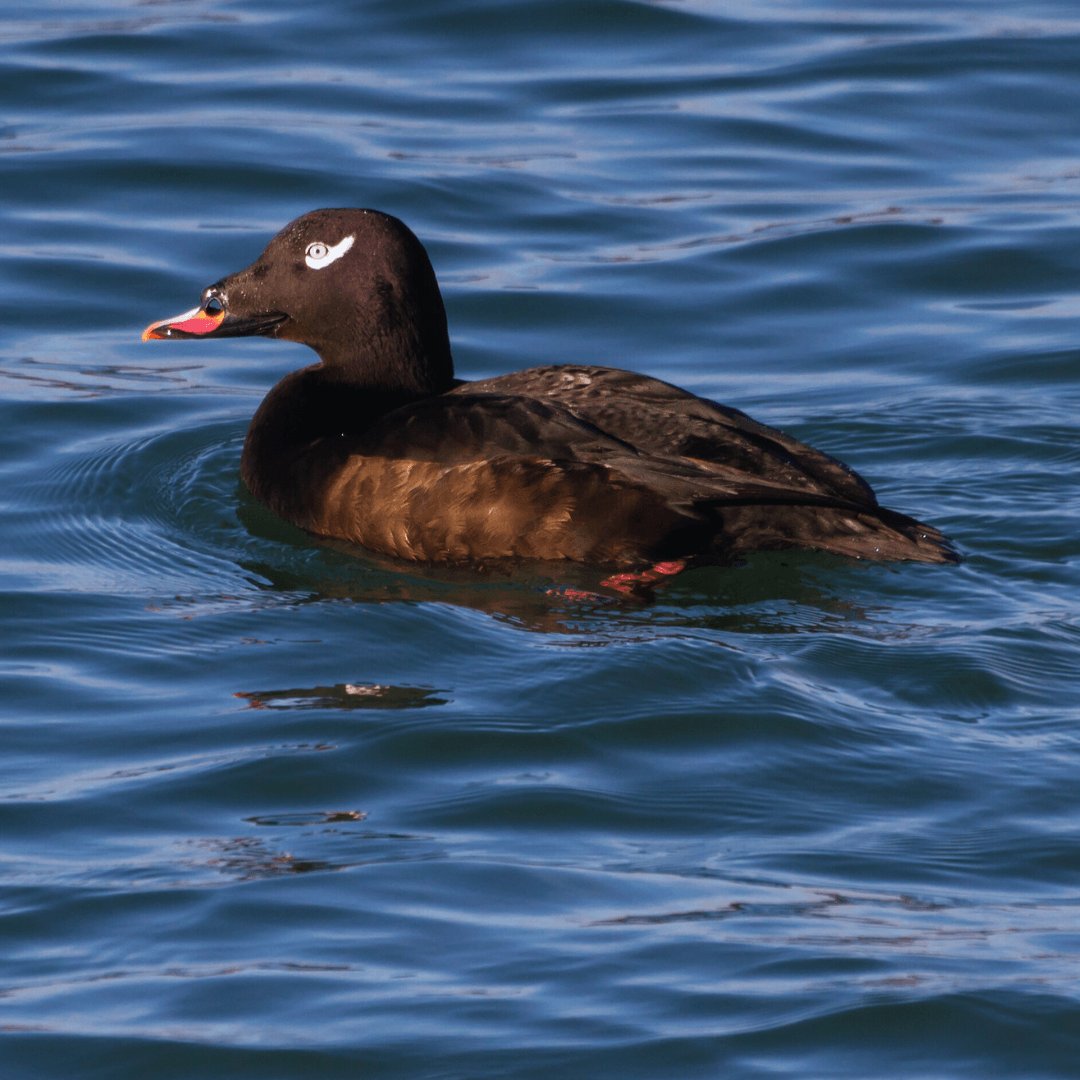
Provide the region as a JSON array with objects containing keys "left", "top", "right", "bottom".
[{"left": 304, "top": 234, "right": 354, "bottom": 269}]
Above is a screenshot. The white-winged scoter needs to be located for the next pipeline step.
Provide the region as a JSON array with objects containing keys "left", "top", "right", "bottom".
[{"left": 143, "top": 208, "right": 958, "bottom": 575}]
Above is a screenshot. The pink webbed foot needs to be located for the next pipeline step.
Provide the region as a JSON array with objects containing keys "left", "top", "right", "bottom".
[{"left": 599, "top": 559, "right": 687, "bottom": 595}]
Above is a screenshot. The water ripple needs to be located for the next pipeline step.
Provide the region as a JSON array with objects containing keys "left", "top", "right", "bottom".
[{"left": 3, "top": 0, "right": 1080, "bottom": 1076}]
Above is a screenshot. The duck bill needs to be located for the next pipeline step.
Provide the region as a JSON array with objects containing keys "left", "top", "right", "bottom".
[{"left": 142, "top": 306, "right": 287, "bottom": 341}]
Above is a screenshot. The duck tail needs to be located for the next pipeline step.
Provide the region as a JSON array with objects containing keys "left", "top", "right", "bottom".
[{"left": 704, "top": 499, "right": 960, "bottom": 564}]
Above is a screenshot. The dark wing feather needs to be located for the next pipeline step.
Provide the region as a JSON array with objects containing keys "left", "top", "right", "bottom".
[
  {"left": 456, "top": 365, "right": 877, "bottom": 507},
  {"left": 443, "top": 367, "right": 958, "bottom": 565},
  {"left": 358, "top": 391, "right": 863, "bottom": 509}
]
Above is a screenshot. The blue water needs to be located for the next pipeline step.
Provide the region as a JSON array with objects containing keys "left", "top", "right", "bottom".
[{"left": 3, "top": 1, "right": 1080, "bottom": 1076}]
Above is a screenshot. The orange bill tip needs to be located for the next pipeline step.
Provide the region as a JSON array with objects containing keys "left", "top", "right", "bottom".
[{"left": 142, "top": 306, "right": 225, "bottom": 341}]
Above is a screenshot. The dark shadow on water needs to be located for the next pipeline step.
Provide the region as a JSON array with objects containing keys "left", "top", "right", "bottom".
[
  {"left": 183, "top": 828, "right": 440, "bottom": 884},
  {"left": 244, "top": 811, "right": 368, "bottom": 825},
  {"left": 234, "top": 683, "right": 449, "bottom": 711}
]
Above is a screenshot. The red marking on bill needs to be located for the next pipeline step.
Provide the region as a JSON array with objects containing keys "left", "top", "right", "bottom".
[{"left": 142, "top": 306, "right": 225, "bottom": 340}]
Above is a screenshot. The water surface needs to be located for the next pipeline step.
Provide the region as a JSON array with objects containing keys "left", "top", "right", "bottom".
[{"left": 2, "top": 1, "right": 1080, "bottom": 1077}]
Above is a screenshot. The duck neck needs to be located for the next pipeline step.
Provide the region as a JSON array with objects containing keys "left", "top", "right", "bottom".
[
  {"left": 239, "top": 362, "right": 433, "bottom": 526},
  {"left": 321, "top": 344, "right": 454, "bottom": 399},
  {"left": 309, "top": 270, "right": 457, "bottom": 398}
]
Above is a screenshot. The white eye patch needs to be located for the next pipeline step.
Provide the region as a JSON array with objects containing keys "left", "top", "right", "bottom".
[{"left": 305, "top": 234, "right": 355, "bottom": 270}]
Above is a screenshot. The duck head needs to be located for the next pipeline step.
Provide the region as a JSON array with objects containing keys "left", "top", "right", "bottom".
[{"left": 143, "top": 208, "right": 454, "bottom": 396}]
